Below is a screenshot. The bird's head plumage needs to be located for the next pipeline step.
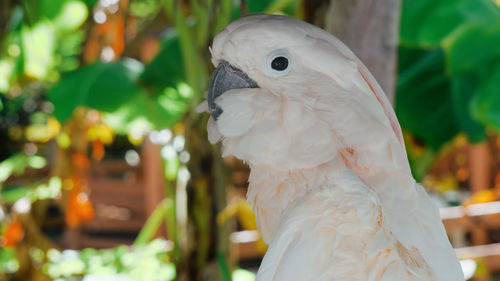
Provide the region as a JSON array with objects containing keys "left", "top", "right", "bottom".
[{"left": 199, "top": 14, "right": 409, "bottom": 172}]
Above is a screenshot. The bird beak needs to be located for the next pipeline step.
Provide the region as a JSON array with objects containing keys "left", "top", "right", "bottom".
[{"left": 207, "top": 60, "right": 259, "bottom": 120}]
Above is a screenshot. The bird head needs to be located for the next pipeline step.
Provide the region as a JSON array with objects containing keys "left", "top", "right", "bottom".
[{"left": 199, "top": 14, "right": 408, "bottom": 172}]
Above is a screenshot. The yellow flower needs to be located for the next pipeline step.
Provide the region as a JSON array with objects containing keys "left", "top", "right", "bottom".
[{"left": 86, "top": 124, "right": 114, "bottom": 144}]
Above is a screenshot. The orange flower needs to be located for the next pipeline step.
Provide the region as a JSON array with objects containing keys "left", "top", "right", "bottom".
[
  {"left": 66, "top": 204, "right": 80, "bottom": 227},
  {"left": 72, "top": 152, "right": 90, "bottom": 169},
  {"left": 76, "top": 193, "right": 95, "bottom": 221},
  {"left": 2, "top": 220, "right": 24, "bottom": 247},
  {"left": 66, "top": 192, "right": 95, "bottom": 227},
  {"left": 92, "top": 139, "right": 105, "bottom": 161}
]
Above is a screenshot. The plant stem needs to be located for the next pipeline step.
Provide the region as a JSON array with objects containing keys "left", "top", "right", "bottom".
[
  {"left": 216, "top": 250, "right": 231, "bottom": 281},
  {"left": 134, "top": 199, "right": 172, "bottom": 245}
]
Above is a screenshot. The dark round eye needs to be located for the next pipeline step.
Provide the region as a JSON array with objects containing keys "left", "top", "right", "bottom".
[{"left": 271, "top": 56, "right": 289, "bottom": 71}]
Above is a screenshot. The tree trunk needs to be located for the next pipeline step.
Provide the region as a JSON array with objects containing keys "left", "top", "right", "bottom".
[{"left": 321, "top": 0, "right": 400, "bottom": 103}]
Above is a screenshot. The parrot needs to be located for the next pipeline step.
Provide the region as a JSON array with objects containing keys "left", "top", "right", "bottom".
[{"left": 197, "top": 14, "right": 465, "bottom": 281}]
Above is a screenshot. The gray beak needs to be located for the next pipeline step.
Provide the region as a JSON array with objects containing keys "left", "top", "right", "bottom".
[{"left": 208, "top": 60, "right": 259, "bottom": 120}]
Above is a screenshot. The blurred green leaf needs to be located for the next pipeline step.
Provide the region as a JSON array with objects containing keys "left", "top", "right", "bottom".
[
  {"left": 443, "top": 19, "right": 500, "bottom": 75},
  {"left": 472, "top": 64, "right": 500, "bottom": 132},
  {"left": 248, "top": 0, "right": 274, "bottom": 13},
  {"left": 37, "top": 0, "right": 68, "bottom": 20},
  {"left": 0, "top": 247, "right": 19, "bottom": 274},
  {"left": 55, "top": 30, "right": 85, "bottom": 72},
  {"left": 400, "top": 0, "right": 500, "bottom": 47},
  {"left": 5, "top": 29, "right": 26, "bottom": 78},
  {"left": 0, "top": 60, "right": 15, "bottom": 92},
  {"left": 398, "top": 0, "right": 500, "bottom": 151},
  {"left": 22, "top": 21, "right": 55, "bottom": 79},
  {"left": 2, "top": 177, "right": 61, "bottom": 203},
  {"left": 104, "top": 84, "right": 192, "bottom": 134},
  {"left": 171, "top": 3, "right": 208, "bottom": 99},
  {"left": 130, "top": 0, "right": 162, "bottom": 19},
  {"left": 82, "top": 0, "right": 98, "bottom": 6},
  {"left": 191, "top": 0, "right": 210, "bottom": 48},
  {"left": 1, "top": 187, "right": 31, "bottom": 203},
  {"left": 396, "top": 47, "right": 458, "bottom": 150},
  {"left": 245, "top": 0, "right": 300, "bottom": 15},
  {"left": 46, "top": 240, "right": 175, "bottom": 281},
  {"left": 0, "top": 154, "right": 47, "bottom": 183},
  {"left": 53, "top": 1, "right": 88, "bottom": 31},
  {"left": 140, "top": 32, "right": 185, "bottom": 89},
  {"left": 46, "top": 249, "right": 86, "bottom": 277},
  {"left": 215, "top": 0, "right": 233, "bottom": 32},
  {"left": 6, "top": 7, "right": 24, "bottom": 32},
  {"left": 50, "top": 59, "right": 143, "bottom": 121},
  {"left": 264, "top": 0, "right": 297, "bottom": 14},
  {"left": 450, "top": 76, "right": 486, "bottom": 143},
  {"left": 28, "top": 155, "right": 46, "bottom": 169}
]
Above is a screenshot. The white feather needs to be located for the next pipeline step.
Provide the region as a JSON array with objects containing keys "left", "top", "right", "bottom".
[
  {"left": 257, "top": 160, "right": 432, "bottom": 281},
  {"left": 214, "top": 89, "right": 258, "bottom": 137},
  {"left": 207, "top": 117, "right": 222, "bottom": 144},
  {"left": 196, "top": 100, "right": 209, "bottom": 113}
]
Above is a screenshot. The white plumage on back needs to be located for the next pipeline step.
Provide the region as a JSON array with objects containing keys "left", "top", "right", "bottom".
[{"left": 200, "top": 14, "right": 464, "bottom": 281}]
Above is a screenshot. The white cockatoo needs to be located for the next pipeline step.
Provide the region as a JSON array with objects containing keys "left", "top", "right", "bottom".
[{"left": 198, "top": 14, "right": 464, "bottom": 281}]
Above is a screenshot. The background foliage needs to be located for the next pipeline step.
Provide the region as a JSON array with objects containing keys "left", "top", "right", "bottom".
[
  {"left": 396, "top": 0, "right": 500, "bottom": 178},
  {"left": 0, "top": 1, "right": 300, "bottom": 281}
]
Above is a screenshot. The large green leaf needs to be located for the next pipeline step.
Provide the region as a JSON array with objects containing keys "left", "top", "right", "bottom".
[
  {"left": 37, "top": 0, "right": 69, "bottom": 20},
  {"left": 104, "top": 83, "right": 193, "bottom": 134},
  {"left": 443, "top": 19, "right": 500, "bottom": 75},
  {"left": 400, "top": 0, "right": 500, "bottom": 47},
  {"left": 472, "top": 64, "right": 500, "bottom": 132},
  {"left": 396, "top": 48, "right": 458, "bottom": 150},
  {"left": 450, "top": 76, "right": 486, "bottom": 142},
  {"left": 50, "top": 59, "right": 143, "bottom": 121},
  {"left": 140, "top": 32, "right": 185, "bottom": 89},
  {"left": 398, "top": 0, "right": 500, "bottom": 151}
]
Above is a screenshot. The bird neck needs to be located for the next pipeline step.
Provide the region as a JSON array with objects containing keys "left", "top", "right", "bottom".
[
  {"left": 247, "top": 152, "right": 416, "bottom": 244},
  {"left": 247, "top": 156, "right": 349, "bottom": 243}
]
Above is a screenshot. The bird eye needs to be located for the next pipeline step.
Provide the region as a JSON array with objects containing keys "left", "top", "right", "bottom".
[
  {"left": 271, "top": 56, "right": 289, "bottom": 71},
  {"left": 264, "top": 49, "right": 292, "bottom": 77}
]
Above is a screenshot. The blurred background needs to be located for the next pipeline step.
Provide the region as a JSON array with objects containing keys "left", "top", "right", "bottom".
[{"left": 0, "top": 0, "right": 499, "bottom": 280}]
